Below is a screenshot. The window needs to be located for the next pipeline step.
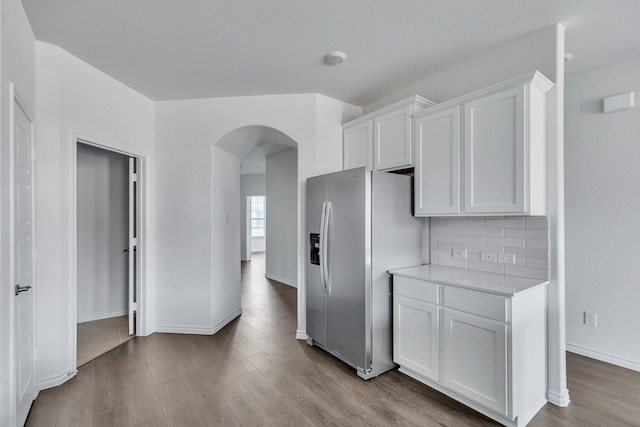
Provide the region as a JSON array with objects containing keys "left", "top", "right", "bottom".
[{"left": 249, "top": 196, "right": 266, "bottom": 237}]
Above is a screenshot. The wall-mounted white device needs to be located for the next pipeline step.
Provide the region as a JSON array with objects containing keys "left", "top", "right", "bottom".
[{"left": 603, "top": 91, "right": 635, "bottom": 113}]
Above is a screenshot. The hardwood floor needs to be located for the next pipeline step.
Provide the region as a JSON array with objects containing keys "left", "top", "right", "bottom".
[
  {"left": 77, "top": 315, "right": 134, "bottom": 367},
  {"left": 26, "top": 253, "right": 640, "bottom": 426}
]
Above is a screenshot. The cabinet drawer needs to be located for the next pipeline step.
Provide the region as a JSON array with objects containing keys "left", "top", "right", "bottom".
[
  {"left": 393, "top": 276, "right": 439, "bottom": 304},
  {"left": 443, "top": 287, "right": 508, "bottom": 322}
]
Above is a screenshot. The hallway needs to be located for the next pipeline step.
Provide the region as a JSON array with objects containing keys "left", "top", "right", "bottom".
[{"left": 25, "top": 253, "right": 640, "bottom": 426}]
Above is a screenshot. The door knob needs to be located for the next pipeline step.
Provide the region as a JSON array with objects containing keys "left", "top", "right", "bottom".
[{"left": 15, "top": 284, "right": 32, "bottom": 296}]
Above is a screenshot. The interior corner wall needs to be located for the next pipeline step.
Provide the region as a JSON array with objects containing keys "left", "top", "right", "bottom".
[
  {"left": 34, "top": 42, "right": 154, "bottom": 390},
  {"left": 314, "top": 94, "right": 361, "bottom": 175},
  {"left": 1, "top": 0, "right": 36, "bottom": 423},
  {"left": 565, "top": 55, "right": 640, "bottom": 370},
  {"left": 240, "top": 174, "right": 266, "bottom": 260},
  {"left": 265, "top": 148, "right": 298, "bottom": 287},
  {"left": 76, "top": 144, "right": 129, "bottom": 323}
]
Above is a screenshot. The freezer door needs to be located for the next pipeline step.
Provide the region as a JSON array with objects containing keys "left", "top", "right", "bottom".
[
  {"left": 305, "top": 174, "right": 327, "bottom": 347},
  {"left": 326, "top": 168, "right": 370, "bottom": 371}
]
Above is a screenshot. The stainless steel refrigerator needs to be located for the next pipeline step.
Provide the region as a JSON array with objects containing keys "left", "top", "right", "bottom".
[{"left": 306, "top": 167, "right": 424, "bottom": 379}]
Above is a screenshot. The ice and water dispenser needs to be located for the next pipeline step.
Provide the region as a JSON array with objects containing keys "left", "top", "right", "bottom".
[{"left": 310, "top": 233, "right": 320, "bottom": 265}]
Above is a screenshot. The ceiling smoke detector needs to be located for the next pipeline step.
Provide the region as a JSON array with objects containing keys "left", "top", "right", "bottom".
[{"left": 324, "top": 51, "right": 347, "bottom": 65}]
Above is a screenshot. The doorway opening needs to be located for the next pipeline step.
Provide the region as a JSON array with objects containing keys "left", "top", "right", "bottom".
[
  {"left": 74, "top": 140, "right": 143, "bottom": 367},
  {"left": 247, "top": 195, "right": 266, "bottom": 255},
  {"left": 215, "top": 125, "right": 299, "bottom": 331},
  {"left": 239, "top": 144, "right": 298, "bottom": 288}
]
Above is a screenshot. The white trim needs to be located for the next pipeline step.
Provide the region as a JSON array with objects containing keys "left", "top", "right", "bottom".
[
  {"left": 547, "top": 388, "right": 571, "bottom": 407},
  {"left": 295, "top": 331, "right": 308, "bottom": 340},
  {"left": 69, "top": 132, "right": 153, "bottom": 377},
  {"left": 37, "top": 370, "right": 77, "bottom": 391},
  {"left": 8, "top": 82, "right": 18, "bottom": 427},
  {"left": 567, "top": 343, "right": 640, "bottom": 373},
  {"left": 156, "top": 307, "right": 242, "bottom": 335},
  {"left": 265, "top": 273, "right": 298, "bottom": 288},
  {"left": 76, "top": 310, "right": 128, "bottom": 324},
  {"left": 398, "top": 367, "right": 522, "bottom": 427}
]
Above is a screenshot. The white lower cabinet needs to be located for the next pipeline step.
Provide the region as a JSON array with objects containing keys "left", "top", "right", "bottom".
[
  {"left": 393, "top": 295, "right": 440, "bottom": 382},
  {"left": 392, "top": 275, "right": 547, "bottom": 427},
  {"left": 443, "top": 309, "right": 508, "bottom": 415}
]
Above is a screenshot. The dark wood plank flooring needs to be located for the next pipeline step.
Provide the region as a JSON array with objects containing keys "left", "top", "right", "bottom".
[{"left": 26, "top": 253, "right": 640, "bottom": 426}]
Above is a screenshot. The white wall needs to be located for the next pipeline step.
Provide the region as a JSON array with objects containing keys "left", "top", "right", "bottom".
[
  {"left": 252, "top": 236, "right": 266, "bottom": 253},
  {"left": 266, "top": 149, "right": 298, "bottom": 287},
  {"left": 363, "top": 25, "right": 568, "bottom": 404},
  {"left": 1, "top": 0, "right": 36, "bottom": 424},
  {"left": 240, "top": 174, "right": 266, "bottom": 260},
  {"left": 76, "top": 144, "right": 129, "bottom": 322},
  {"left": 364, "top": 26, "right": 558, "bottom": 113},
  {"left": 154, "top": 94, "right": 360, "bottom": 338},
  {"left": 565, "top": 56, "right": 640, "bottom": 370},
  {"left": 35, "top": 42, "right": 155, "bottom": 389}
]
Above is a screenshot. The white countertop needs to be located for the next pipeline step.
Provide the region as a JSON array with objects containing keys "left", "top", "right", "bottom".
[{"left": 388, "top": 264, "right": 548, "bottom": 296}]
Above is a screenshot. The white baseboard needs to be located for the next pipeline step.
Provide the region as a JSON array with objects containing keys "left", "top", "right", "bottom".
[
  {"left": 547, "top": 388, "right": 571, "bottom": 407},
  {"left": 296, "top": 330, "right": 308, "bottom": 340},
  {"left": 265, "top": 273, "right": 297, "bottom": 288},
  {"left": 567, "top": 342, "right": 640, "bottom": 372},
  {"left": 154, "top": 307, "right": 242, "bottom": 335},
  {"left": 211, "top": 308, "right": 242, "bottom": 334},
  {"left": 38, "top": 369, "right": 77, "bottom": 391},
  {"left": 77, "top": 309, "right": 127, "bottom": 323}
]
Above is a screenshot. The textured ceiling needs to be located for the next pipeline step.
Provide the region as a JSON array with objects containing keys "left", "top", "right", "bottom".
[{"left": 22, "top": 0, "right": 640, "bottom": 106}]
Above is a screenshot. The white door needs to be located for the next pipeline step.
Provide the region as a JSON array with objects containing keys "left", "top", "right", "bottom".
[
  {"left": 13, "top": 94, "right": 36, "bottom": 426},
  {"left": 128, "top": 158, "right": 138, "bottom": 336}
]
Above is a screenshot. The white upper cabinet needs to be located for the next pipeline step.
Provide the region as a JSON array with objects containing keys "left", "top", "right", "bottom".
[
  {"left": 373, "top": 106, "right": 412, "bottom": 170},
  {"left": 343, "top": 121, "right": 372, "bottom": 170},
  {"left": 464, "top": 85, "right": 525, "bottom": 213},
  {"left": 343, "top": 96, "right": 434, "bottom": 171},
  {"left": 414, "top": 106, "right": 461, "bottom": 215},
  {"left": 413, "top": 71, "right": 553, "bottom": 216}
]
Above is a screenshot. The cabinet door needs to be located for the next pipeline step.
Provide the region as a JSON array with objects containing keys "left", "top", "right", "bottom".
[
  {"left": 373, "top": 106, "right": 412, "bottom": 170},
  {"left": 394, "top": 295, "right": 440, "bottom": 382},
  {"left": 464, "top": 85, "right": 525, "bottom": 213},
  {"left": 414, "top": 106, "right": 461, "bottom": 215},
  {"left": 443, "top": 309, "right": 508, "bottom": 416},
  {"left": 343, "top": 121, "right": 372, "bottom": 170}
]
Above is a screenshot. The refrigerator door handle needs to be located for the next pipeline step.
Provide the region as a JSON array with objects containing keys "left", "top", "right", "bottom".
[
  {"left": 319, "top": 201, "right": 327, "bottom": 293},
  {"left": 324, "top": 201, "right": 332, "bottom": 294}
]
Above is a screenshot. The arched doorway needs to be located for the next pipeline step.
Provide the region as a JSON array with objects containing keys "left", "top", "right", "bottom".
[{"left": 214, "top": 125, "right": 300, "bottom": 297}]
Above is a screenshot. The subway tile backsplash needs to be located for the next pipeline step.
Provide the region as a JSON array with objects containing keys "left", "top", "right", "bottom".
[{"left": 430, "top": 217, "right": 549, "bottom": 280}]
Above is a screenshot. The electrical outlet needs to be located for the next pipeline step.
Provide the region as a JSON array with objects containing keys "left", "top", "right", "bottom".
[
  {"left": 481, "top": 251, "right": 497, "bottom": 262},
  {"left": 584, "top": 311, "right": 597, "bottom": 327},
  {"left": 498, "top": 253, "right": 515, "bottom": 264},
  {"left": 452, "top": 248, "right": 467, "bottom": 259}
]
